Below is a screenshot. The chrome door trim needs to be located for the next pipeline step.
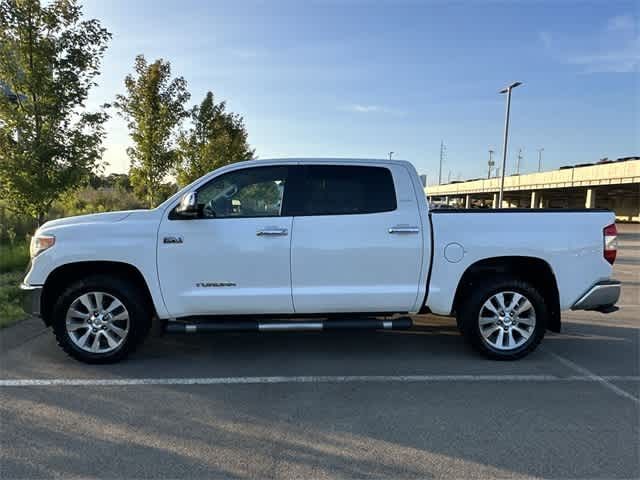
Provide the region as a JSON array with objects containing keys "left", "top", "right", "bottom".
[{"left": 388, "top": 225, "right": 420, "bottom": 234}]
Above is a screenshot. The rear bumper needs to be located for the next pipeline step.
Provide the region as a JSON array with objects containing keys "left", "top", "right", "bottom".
[
  {"left": 20, "top": 284, "right": 42, "bottom": 317},
  {"left": 571, "top": 280, "right": 621, "bottom": 313}
]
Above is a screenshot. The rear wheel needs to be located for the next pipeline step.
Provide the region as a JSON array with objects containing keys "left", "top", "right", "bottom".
[
  {"left": 52, "top": 274, "right": 151, "bottom": 364},
  {"left": 457, "top": 276, "right": 547, "bottom": 360}
]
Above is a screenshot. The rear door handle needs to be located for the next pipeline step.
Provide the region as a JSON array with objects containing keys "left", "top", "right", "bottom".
[
  {"left": 388, "top": 225, "right": 419, "bottom": 234},
  {"left": 256, "top": 227, "right": 288, "bottom": 236}
]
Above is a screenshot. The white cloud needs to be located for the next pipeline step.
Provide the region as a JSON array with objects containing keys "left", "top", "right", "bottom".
[
  {"left": 568, "top": 48, "right": 639, "bottom": 73},
  {"left": 227, "top": 48, "right": 261, "bottom": 59},
  {"left": 567, "top": 14, "right": 639, "bottom": 73},
  {"left": 606, "top": 14, "right": 635, "bottom": 32},
  {"left": 538, "top": 31, "right": 553, "bottom": 49},
  {"left": 342, "top": 104, "right": 405, "bottom": 115},
  {"left": 351, "top": 104, "right": 383, "bottom": 113}
]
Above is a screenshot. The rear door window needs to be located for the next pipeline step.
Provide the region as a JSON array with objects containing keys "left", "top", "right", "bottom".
[{"left": 289, "top": 165, "right": 397, "bottom": 216}]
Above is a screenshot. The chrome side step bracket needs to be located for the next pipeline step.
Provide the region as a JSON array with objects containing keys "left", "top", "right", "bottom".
[{"left": 165, "top": 317, "right": 413, "bottom": 334}]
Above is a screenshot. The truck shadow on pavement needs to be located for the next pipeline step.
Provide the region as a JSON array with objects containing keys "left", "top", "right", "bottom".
[{"left": 136, "top": 322, "right": 481, "bottom": 372}]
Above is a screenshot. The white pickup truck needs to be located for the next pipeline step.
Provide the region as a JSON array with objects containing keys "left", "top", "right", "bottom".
[{"left": 21, "top": 158, "right": 621, "bottom": 363}]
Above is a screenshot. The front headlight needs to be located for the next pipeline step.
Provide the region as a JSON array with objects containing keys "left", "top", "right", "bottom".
[{"left": 30, "top": 234, "right": 55, "bottom": 258}]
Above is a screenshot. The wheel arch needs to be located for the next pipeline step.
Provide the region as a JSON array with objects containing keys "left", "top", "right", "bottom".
[
  {"left": 40, "top": 261, "right": 157, "bottom": 326},
  {"left": 452, "top": 256, "right": 561, "bottom": 332}
]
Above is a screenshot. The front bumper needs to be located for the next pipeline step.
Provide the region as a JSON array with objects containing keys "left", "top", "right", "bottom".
[
  {"left": 20, "top": 284, "right": 43, "bottom": 317},
  {"left": 571, "top": 280, "right": 621, "bottom": 313}
]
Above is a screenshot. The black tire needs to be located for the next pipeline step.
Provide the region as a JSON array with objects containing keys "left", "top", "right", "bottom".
[
  {"left": 457, "top": 275, "right": 547, "bottom": 360},
  {"left": 51, "top": 274, "right": 151, "bottom": 364}
]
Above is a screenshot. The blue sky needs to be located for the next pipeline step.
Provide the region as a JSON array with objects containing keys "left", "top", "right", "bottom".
[{"left": 83, "top": 0, "right": 639, "bottom": 182}]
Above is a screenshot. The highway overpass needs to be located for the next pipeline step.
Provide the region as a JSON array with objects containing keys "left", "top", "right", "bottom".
[{"left": 426, "top": 157, "right": 640, "bottom": 222}]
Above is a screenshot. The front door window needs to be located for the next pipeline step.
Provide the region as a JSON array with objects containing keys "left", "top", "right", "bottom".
[{"left": 196, "top": 166, "right": 288, "bottom": 219}]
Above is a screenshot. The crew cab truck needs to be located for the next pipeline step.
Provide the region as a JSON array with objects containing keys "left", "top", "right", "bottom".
[{"left": 21, "top": 158, "right": 621, "bottom": 363}]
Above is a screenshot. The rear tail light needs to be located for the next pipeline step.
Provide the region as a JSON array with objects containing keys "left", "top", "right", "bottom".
[{"left": 603, "top": 223, "right": 618, "bottom": 265}]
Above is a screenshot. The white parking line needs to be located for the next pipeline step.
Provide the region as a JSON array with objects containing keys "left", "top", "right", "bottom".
[
  {"left": 546, "top": 350, "right": 640, "bottom": 405},
  {"left": 0, "top": 374, "right": 639, "bottom": 387}
]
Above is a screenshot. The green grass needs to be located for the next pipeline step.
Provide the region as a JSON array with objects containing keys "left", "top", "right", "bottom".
[
  {"left": 0, "top": 271, "right": 25, "bottom": 328},
  {"left": 0, "top": 243, "right": 29, "bottom": 273},
  {"left": 0, "top": 243, "right": 29, "bottom": 328}
]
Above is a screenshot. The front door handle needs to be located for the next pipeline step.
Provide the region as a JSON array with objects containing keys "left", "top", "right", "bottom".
[
  {"left": 163, "top": 236, "right": 184, "bottom": 244},
  {"left": 256, "top": 227, "right": 288, "bottom": 236},
  {"left": 388, "top": 225, "right": 420, "bottom": 234}
]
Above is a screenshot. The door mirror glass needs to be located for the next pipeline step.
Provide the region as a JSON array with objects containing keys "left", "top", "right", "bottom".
[{"left": 176, "top": 191, "right": 199, "bottom": 217}]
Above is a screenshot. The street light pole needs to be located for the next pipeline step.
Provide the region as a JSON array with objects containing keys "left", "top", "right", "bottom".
[
  {"left": 488, "top": 149, "right": 495, "bottom": 179},
  {"left": 388, "top": 151, "right": 394, "bottom": 161},
  {"left": 438, "top": 140, "right": 445, "bottom": 185},
  {"left": 498, "top": 81, "right": 522, "bottom": 208},
  {"left": 516, "top": 148, "right": 523, "bottom": 174},
  {"left": 537, "top": 147, "right": 544, "bottom": 172}
]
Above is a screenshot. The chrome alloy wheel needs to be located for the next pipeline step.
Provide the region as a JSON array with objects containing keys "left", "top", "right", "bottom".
[
  {"left": 65, "top": 292, "right": 130, "bottom": 354},
  {"left": 478, "top": 291, "right": 536, "bottom": 351}
]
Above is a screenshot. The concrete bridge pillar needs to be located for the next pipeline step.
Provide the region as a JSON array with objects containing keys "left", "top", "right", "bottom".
[
  {"left": 530, "top": 191, "right": 538, "bottom": 209},
  {"left": 538, "top": 195, "right": 547, "bottom": 208},
  {"left": 465, "top": 194, "right": 471, "bottom": 209},
  {"left": 492, "top": 193, "right": 498, "bottom": 209},
  {"left": 585, "top": 188, "right": 596, "bottom": 209}
]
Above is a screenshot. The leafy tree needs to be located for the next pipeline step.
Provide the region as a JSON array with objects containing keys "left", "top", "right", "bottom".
[
  {"left": 87, "top": 172, "right": 133, "bottom": 192},
  {"left": 156, "top": 181, "right": 179, "bottom": 202},
  {"left": 114, "top": 55, "right": 189, "bottom": 208},
  {"left": 175, "top": 91, "right": 254, "bottom": 187},
  {"left": 0, "top": 0, "right": 111, "bottom": 225},
  {"left": 52, "top": 184, "right": 144, "bottom": 217},
  {"left": 104, "top": 172, "right": 133, "bottom": 192}
]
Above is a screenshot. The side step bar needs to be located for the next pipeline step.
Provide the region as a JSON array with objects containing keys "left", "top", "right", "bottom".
[{"left": 165, "top": 317, "right": 413, "bottom": 334}]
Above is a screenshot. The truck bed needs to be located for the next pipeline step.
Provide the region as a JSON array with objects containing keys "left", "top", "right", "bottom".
[{"left": 426, "top": 208, "right": 616, "bottom": 315}]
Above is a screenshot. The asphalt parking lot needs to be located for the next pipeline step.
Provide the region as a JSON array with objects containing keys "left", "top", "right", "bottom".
[{"left": 1, "top": 226, "right": 638, "bottom": 479}]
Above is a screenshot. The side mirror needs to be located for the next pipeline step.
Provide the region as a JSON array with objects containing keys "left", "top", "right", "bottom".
[{"left": 176, "top": 191, "right": 199, "bottom": 217}]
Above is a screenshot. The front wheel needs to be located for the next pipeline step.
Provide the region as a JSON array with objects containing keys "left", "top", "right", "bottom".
[
  {"left": 51, "top": 274, "right": 151, "bottom": 364},
  {"left": 457, "top": 276, "right": 547, "bottom": 360}
]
